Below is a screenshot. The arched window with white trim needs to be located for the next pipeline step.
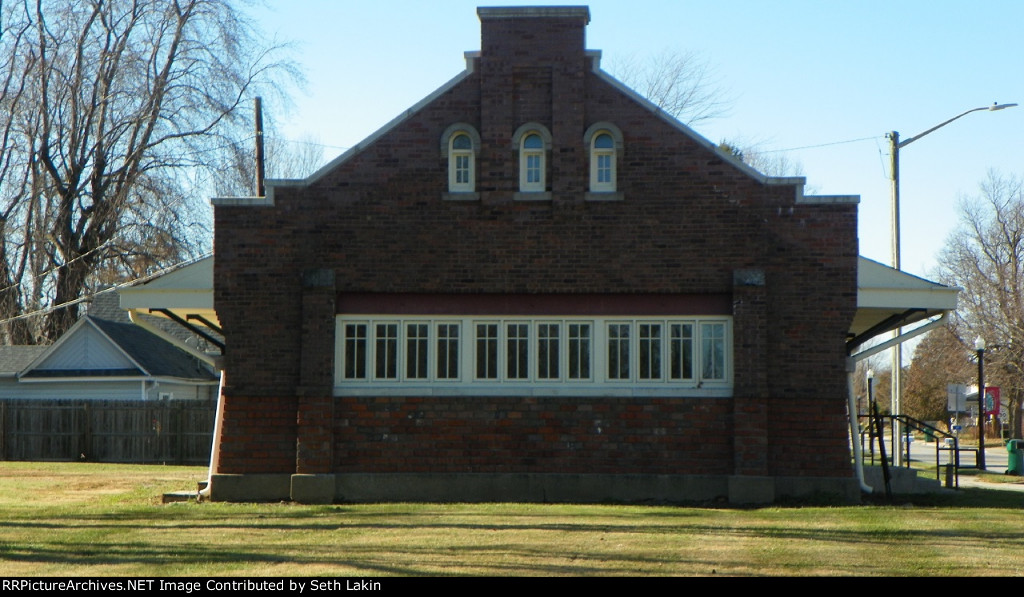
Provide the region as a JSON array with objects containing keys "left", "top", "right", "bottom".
[
  {"left": 591, "top": 132, "right": 616, "bottom": 191},
  {"left": 440, "top": 123, "right": 480, "bottom": 198},
  {"left": 512, "top": 123, "right": 552, "bottom": 199},
  {"left": 584, "top": 122, "right": 624, "bottom": 200},
  {"left": 521, "top": 133, "right": 545, "bottom": 192},
  {"left": 450, "top": 133, "right": 474, "bottom": 192}
]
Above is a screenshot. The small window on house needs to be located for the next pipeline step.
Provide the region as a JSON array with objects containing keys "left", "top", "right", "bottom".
[
  {"left": 591, "top": 133, "right": 616, "bottom": 192},
  {"left": 520, "top": 133, "right": 545, "bottom": 192},
  {"left": 449, "top": 133, "right": 474, "bottom": 192},
  {"left": 440, "top": 123, "right": 480, "bottom": 198},
  {"left": 584, "top": 122, "right": 624, "bottom": 200},
  {"left": 512, "top": 123, "right": 552, "bottom": 198}
]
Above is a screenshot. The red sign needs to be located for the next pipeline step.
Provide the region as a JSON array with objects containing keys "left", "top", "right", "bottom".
[{"left": 984, "top": 386, "right": 1000, "bottom": 416}]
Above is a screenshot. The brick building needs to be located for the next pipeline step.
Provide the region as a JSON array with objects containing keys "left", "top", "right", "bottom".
[{"left": 209, "top": 6, "right": 861, "bottom": 503}]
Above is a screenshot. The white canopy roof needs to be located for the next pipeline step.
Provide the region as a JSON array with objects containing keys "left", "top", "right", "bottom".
[
  {"left": 119, "top": 256, "right": 217, "bottom": 327},
  {"left": 115, "top": 255, "right": 959, "bottom": 353},
  {"left": 849, "top": 257, "right": 959, "bottom": 351}
]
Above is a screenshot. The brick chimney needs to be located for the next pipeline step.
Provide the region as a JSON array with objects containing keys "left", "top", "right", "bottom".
[{"left": 477, "top": 6, "right": 591, "bottom": 198}]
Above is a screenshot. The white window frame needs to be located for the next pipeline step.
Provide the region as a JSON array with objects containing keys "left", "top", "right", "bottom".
[
  {"left": 440, "top": 123, "right": 480, "bottom": 198},
  {"left": 335, "top": 316, "right": 732, "bottom": 397},
  {"left": 590, "top": 133, "right": 616, "bottom": 192},
  {"left": 520, "top": 134, "right": 545, "bottom": 192},
  {"left": 512, "top": 123, "right": 552, "bottom": 198},
  {"left": 584, "top": 122, "right": 624, "bottom": 199},
  {"left": 449, "top": 134, "right": 475, "bottom": 192}
]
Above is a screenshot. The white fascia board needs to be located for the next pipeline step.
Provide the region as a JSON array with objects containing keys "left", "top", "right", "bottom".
[
  {"left": 857, "top": 286, "right": 959, "bottom": 312},
  {"left": 17, "top": 375, "right": 149, "bottom": 384},
  {"left": 120, "top": 256, "right": 213, "bottom": 293},
  {"left": 857, "top": 257, "right": 960, "bottom": 311},
  {"left": 119, "top": 289, "right": 214, "bottom": 312},
  {"left": 18, "top": 375, "right": 217, "bottom": 386}
]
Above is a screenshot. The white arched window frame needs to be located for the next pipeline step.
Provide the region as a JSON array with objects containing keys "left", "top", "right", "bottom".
[
  {"left": 512, "top": 123, "right": 552, "bottom": 199},
  {"left": 440, "top": 123, "right": 481, "bottom": 199},
  {"left": 584, "top": 122, "right": 624, "bottom": 200},
  {"left": 450, "top": 134, "right": 474, "bottom": 191}
]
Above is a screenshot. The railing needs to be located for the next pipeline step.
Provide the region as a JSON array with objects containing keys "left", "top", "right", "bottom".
[{"left": 858, "top": 413, "right": 962, "bottom": 490}]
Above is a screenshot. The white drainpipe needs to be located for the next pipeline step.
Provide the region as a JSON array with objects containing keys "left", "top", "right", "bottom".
[{"left": 848, "top": 358, "right": 874, "bottom": 495}]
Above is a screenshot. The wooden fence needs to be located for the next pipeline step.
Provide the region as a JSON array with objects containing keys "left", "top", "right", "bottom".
[{"left": 0, "top": 399, "right": 215, "bottom": 464}]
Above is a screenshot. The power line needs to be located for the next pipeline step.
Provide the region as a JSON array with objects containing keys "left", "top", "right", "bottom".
[
  {"left": 757, "top": 135, "right": 884, "bottom": 154},
  {"left": 0, "top": 252, "right": 212, "bottom": 327}
]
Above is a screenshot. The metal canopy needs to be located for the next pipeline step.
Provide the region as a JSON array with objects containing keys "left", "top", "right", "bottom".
[
  {"left": 119, "top": 256, "right": 217, "bottom": 327},
  {"left": 848, "top": 257, "right": 959, "bottom": 356},
  {"left": 115, "top": 254, "right": 959, "bottom": 357}
]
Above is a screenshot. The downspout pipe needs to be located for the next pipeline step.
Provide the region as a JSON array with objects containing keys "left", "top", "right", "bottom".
[
  {"left": 129, "top": 308, "right": 224, "bottom": 498},
  {"left": 845, "top": 313, "right": 950, "bottom": 496},
  {"left": 199, "top": 370, "right": 226, "bottom": 500},
  {"left": 847, "top": 358, "right": 874, "bottom": 495}
]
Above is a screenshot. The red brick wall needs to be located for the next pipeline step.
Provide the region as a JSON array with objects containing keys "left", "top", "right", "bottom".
[
  {"left": 213, "top": 9, "right": 858, "bottom": 481},
  {"left": 334, "top": 396, "right": 732, "bottom": 475}
]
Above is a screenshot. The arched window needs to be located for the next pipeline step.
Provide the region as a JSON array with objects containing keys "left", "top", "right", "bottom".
[
  {"left": 521, "top": 133, "right": 545, "bottom": 192},
  {"left": 591, "top": 133, "right": 615, "bottom": 192},
  {"left": 440, "top": 123, "right": 480, "bottom": 198},
  {"left": 513, "top": 123, "right": 552, "bottom": 197},
  {"left": 450, "top": 133, "right": 474, "bottom": 192},
  {"left": 584, "top": 122, "right": 624, "bottom": 199}
]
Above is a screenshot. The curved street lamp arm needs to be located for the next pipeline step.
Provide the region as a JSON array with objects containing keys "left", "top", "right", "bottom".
[{"left": 899, "top": 103, "right": 1018, "bottom": 148}]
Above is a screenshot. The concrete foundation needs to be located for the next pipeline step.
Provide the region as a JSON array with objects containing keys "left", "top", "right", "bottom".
[
  {"left": 291, "top": 474, "right": 337, "bottom": 504},
  {"left": 207, "top": 472, "right": 860, "bottom": 504}
]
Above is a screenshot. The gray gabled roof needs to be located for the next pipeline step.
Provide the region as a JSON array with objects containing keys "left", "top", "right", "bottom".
[
  {"left": 19, "top": 292, "right": 217, "bottom": 382},
  {"left": 85, "top": 316, "right": 216, "bottom": 380},
  {"left": 0, "top": 345, "right": 49, "bottom": 377}
]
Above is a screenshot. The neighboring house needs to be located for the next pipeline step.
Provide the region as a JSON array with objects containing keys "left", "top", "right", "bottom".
[
  {"left": 205, "top": 7, "right": 952, "bottom": 504},
  {"left": 0, "top": 292, "right": 218, "bottom": 402},
  {"left": 0, "top": 345, "right": 49, "bottom": 386},
  {"left": 0, "top": 291, "right": 220, "bottom": 462}
]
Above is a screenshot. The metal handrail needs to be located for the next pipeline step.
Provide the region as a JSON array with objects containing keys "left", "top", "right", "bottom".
[{"left": 858, "top": 413, "right": 961, "bottom": 489}]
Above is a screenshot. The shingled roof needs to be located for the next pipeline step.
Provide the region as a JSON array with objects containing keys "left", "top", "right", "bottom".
[{"left": 18, "top": 292, "right": 217, "bottom": 381}]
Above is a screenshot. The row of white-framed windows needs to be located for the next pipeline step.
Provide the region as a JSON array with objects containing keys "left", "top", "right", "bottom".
[
  {"left": 443, "top": 123, "right": 621, "bottom": 196},
  {"left": 336, "top": 317, "right": 730, "bottom": 394}
]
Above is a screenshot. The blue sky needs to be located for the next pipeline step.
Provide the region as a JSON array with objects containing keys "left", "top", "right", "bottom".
[{"left": 252, "top": 0, "right": 1024, "bottom": 279}]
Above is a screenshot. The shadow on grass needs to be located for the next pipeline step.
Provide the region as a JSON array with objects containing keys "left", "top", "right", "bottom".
[{"left": 2, "top": 503, "right": 1024, "bottom": 576}]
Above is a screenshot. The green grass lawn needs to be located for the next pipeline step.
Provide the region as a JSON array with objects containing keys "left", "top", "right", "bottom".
[{"left": 0, "top": 462, "right": 1022, "bottom": 576}]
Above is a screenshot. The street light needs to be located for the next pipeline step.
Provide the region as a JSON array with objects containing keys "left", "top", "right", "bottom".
[
  {"left": 886, "top": 102, "right": 1016, "bottom": 466},
  {"left": 975, "top": 336, "right": 986, "bottom": 471}
]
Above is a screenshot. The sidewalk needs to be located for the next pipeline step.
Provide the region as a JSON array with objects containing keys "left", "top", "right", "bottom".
[{"left": 955, "top": 473, "right": 1024, "bottom": 493}]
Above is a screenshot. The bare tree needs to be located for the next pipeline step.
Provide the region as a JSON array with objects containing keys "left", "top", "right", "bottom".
[
  {"left": 608, "top": 49, "right": 808, "bottom": 180},
  {"left": 903, "top": 325, "right": 973, "bottom": 427},
  {"left": 0, "top": 0, "right": 297, "bottom": 343},
  {"left": 938, "top": 171, "right": 1024, "bottom": 438},
  {"left": 718, "top": 139, "right": 807, "bottom": 180},
  {"left": 218, "top": 130, "right": 326, "bottom": 197},
  {"left": 606, "top": 49, "right": 731, "bottom": 125}
]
